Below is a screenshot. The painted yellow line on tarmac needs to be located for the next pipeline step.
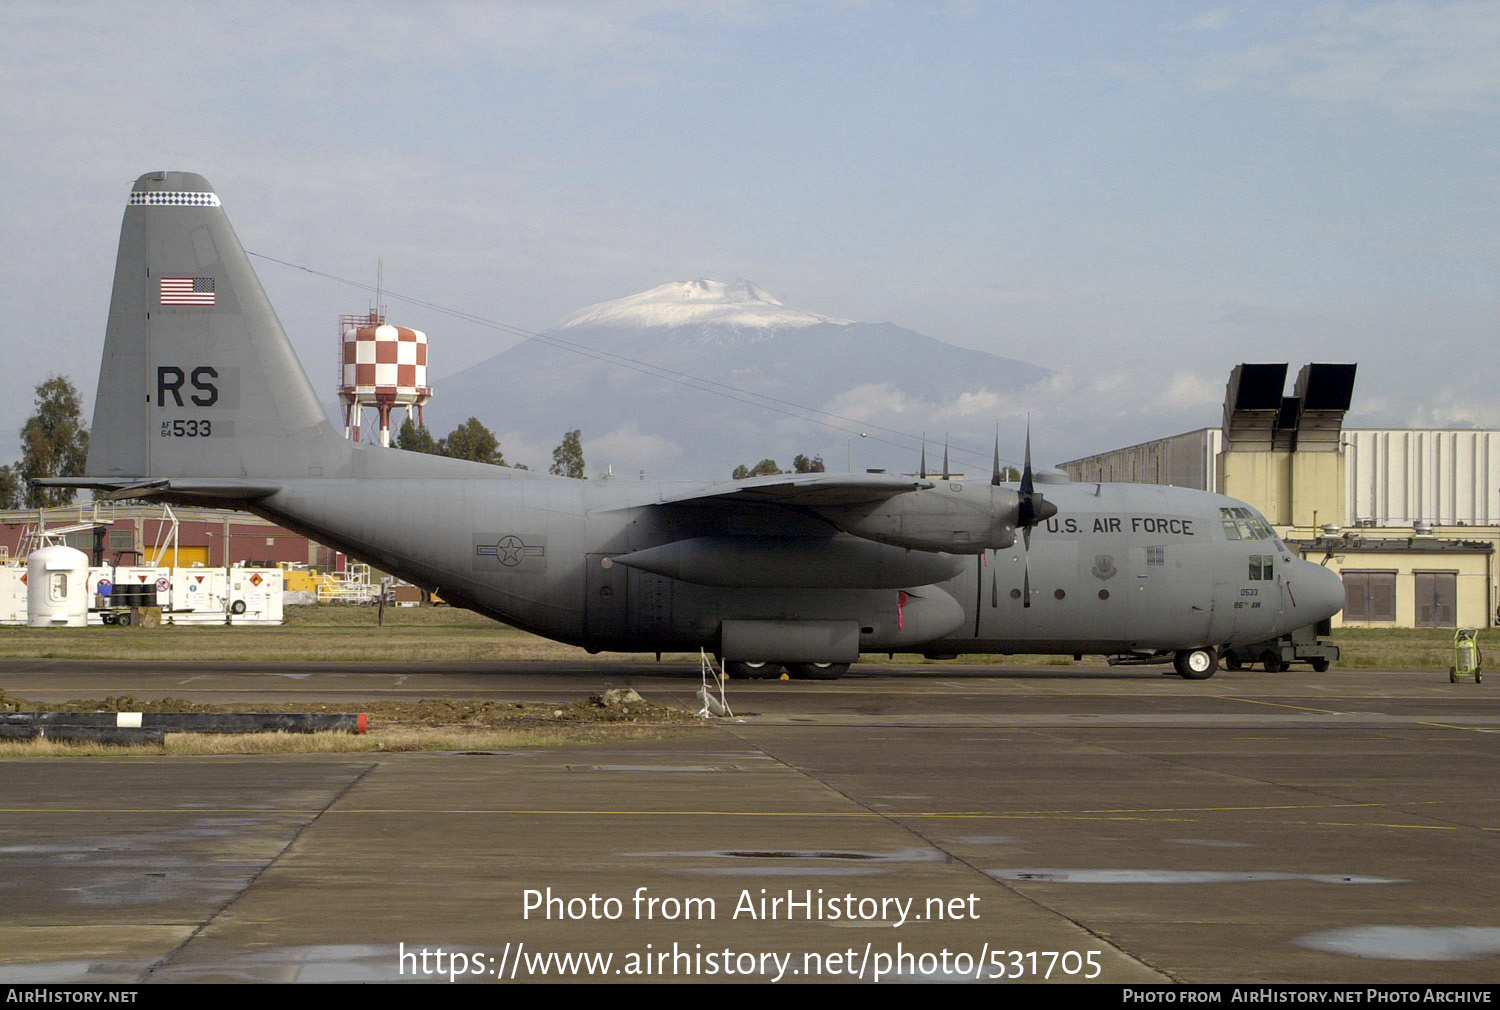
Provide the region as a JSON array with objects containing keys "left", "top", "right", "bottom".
[{"left": 1224, "top": 695, "right": 1350, "bottom": 715}]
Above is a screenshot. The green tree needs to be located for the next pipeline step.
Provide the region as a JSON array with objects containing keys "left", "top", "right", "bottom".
[
  {"left": 549, "top": 429, "right": 586, "bottom": 478},
  {"left": 439, "top": 417, "right": 506, "bottom": 466},
  {"left": 793, "top": 454, "right": 825, "bottom": 474},
  {"left": 0, "top": 465, "right": 19, "bottom": 509},
  {"left": 20, "top": 376, "right": 89, "bottom": 508},
  {"left": 396, "top": 418, "right": 440, "bottom": 455},
  {"left": 732, "top": 459, "right": 782, "bottom": 480}
]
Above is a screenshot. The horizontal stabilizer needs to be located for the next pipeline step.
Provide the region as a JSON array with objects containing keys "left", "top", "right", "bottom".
[{"left": 33, "top": 476, "right": 280, "bottom": 503}]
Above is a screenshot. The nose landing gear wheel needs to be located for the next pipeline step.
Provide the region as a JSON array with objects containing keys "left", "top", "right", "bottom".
[{"left": 1174, "top": 648, "right": 1218, "bottom": 679}]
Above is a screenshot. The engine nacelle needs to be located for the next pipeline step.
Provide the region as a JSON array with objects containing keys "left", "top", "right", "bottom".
[
  {"left": 611, "top": 536, "right": 964, "bottom": 588},
  {"left": 815, "top": 483, "right": 1031, "bottom": 554}
]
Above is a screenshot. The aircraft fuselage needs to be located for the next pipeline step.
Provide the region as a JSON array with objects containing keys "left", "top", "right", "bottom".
[{"left": 246, "top": 468, "right": 1339, "bottom": 661}]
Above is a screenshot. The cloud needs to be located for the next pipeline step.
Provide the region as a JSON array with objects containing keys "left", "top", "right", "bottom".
[
  {"left": 1402, "top": 395, "right": 1500, "bottom": 429},
  {"left": 1197, "top": 2, "right": 1500, "bottom": 118},
  {"left": 584, "top": 423, "right": 682, "bottom": 475},
  {"left": 813, "top": 367, "right": 1232, "bottom": 472},
  {"left": 1190, "top": 9, "right": 1233, "bottom": 32}
]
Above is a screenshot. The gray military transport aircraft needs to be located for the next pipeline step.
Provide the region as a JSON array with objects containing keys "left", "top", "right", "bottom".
[{"left": 42, "top": 172, "right": 1346, "bottom": 680}]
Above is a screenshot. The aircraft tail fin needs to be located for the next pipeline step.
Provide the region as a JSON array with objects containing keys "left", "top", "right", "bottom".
[{"left": 85, "top": 171, "right": 347, "bottom": 481}]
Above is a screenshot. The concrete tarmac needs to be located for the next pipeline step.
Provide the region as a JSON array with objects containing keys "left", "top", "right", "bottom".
[{"left": 2, "top": 660, "right": 1499, "bottom": 984}]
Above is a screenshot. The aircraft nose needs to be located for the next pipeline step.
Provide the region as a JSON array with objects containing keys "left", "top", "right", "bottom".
[{"left": 1294, "top": 560, "right": 1346, "bottom": 623}]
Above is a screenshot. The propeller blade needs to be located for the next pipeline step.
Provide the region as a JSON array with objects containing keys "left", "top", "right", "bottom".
[
  {"left": 1022, "top": 422, "right": 1034, "bottom": 493},
  {"left": 1016, "top": 420, "right": 1046, "bottom": 607},
  {"left": 1022, "top": 525, "right": 1032, "bottom": 608},
  {"left": 919, "top": 433, "right": 927, "bottom": 479},
  {"left": 942, "top": 437, "right": 950, "bottom": 481},
  {"left": 1015, "top": 420, "right": 1057, "bottom": 528},
  {"left": 1018, "top": 422, "right": 1036, "bottom": 526},
  {"left": 991, "top": 424, "right": 1002, "bottom": 486}
]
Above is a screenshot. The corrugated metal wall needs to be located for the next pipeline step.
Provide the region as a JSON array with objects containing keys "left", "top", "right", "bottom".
[{"left": 1346, "top": 430, "right": 1500, "bottom": 525}]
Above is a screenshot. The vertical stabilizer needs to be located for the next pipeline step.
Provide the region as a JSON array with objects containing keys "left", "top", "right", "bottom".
[{"left": 87, "top": 172, "right": 346, "bottom": 479}]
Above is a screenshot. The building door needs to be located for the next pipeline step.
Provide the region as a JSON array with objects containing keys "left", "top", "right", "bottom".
[
  {"left": 1414, "top": 571, "right": 1457, "bottom": 628},
  {"left": 1343, "top": 571, "right": 1396, "bottom": 623}
]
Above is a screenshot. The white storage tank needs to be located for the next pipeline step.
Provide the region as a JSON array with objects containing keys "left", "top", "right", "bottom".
[{"left": 27, "top": 545, "right": 89, "bottom": 627}]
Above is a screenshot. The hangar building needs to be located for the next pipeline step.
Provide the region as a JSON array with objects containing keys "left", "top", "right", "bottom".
[{"left": 1059, "top": 363, "right": 1499, "bottom": 629}]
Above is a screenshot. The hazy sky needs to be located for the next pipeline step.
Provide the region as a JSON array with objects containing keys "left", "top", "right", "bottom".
[{"left": 4, "top": 1, "right": 1498, "bottom": 473}]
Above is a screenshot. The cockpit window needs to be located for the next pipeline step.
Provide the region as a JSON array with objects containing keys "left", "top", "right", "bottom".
[{"left": 1220, "top": 506, "right": 1279, "bottom": 543}]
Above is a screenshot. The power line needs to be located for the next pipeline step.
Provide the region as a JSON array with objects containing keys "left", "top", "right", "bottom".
[{"left": 248, "top": 251, "right": 1028, "bottom": 473}]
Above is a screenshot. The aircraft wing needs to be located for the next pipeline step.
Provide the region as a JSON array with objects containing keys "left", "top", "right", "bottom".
[{"left": 654, "top": 472, "right": 935, "bottom": 508}]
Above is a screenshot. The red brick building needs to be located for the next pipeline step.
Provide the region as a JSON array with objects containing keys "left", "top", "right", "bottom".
[{"left": 0, "top": 505, "right": 336, "bottom": 569}]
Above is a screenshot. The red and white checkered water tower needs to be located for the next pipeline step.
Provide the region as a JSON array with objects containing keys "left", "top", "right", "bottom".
[{"left": 338, "top": 311, "right": 433, "bottom": 447}]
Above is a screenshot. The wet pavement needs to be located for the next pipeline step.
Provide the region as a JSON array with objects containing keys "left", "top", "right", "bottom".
[{"left": 1, "top": 662, "right": 1498, "bottom": 984}]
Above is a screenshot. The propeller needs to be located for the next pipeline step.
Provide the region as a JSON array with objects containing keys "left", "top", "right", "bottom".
[
  {"left": 1019, "top": 425, "right": 1040, "bottom": 607},
  {"left": 991, "top": 422, "right": 1058, "bottom": 609},
  {"left": 991, "top": 424, "right": 1002, "bottom": 606}
]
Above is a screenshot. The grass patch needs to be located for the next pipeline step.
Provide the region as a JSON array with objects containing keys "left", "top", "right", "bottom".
[
  {"left": 0, "top": 725, "right": 703, "bottom": 757},
  {"left": 1324, "top": 627, "right": 1477, "bottom": 670},
  {"left": 0, "top": 602, "right": 1481, "bottom": 673},
  {"left": 0, "top": 605, "right": 698, "bottom": 664},
  {"left": 0, "top": 688, "right": 708, "bottom": 756}
]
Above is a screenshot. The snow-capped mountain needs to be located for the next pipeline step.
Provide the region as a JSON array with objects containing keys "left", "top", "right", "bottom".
[
  {"left": 553, "top": 279, "right": 851, "bottom": 334},
  {"left": 425, "top": 280, "right": 1051, "bottom": 480}
]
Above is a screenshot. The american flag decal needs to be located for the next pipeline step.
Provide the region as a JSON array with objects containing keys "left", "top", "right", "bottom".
[{"left": 161, "top": 277, "right": 215, "bottom": 306}]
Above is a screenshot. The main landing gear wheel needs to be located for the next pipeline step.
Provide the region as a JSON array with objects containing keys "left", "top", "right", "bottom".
[
  {"left": 1222, "top": 651, "right": 1243, "bottom": 671},
  {"left": 724, "top": 661, "right": 781, "bottom": 680},
  {"left": 1174, "top": 648, "right": 1218, "bottom": 680},
  {"left": 1262, "top": 653, "right": 1287, "bottom": 673},
  {"left": 784, "top": 662, "right": 850, "bottom": 680}
]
